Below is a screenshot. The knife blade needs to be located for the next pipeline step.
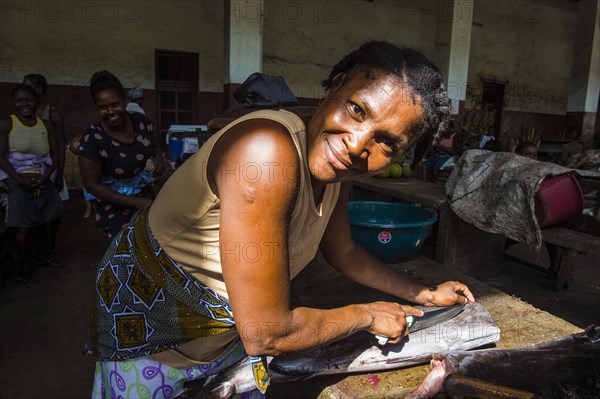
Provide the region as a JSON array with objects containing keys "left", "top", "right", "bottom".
[{"left": 375, "top": 304, "right": 465, "bottom": 345}]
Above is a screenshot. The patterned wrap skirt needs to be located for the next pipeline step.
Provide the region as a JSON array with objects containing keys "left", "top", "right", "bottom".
[
  {"left": 91, "top": 339, "right": 263, "bottom": 399},
  {"left": 87, "top": 208, "right": 268, "bottom": 398}
]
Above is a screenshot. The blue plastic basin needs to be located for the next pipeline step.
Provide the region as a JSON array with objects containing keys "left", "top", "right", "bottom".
[{"left": 348, "top": 201, "right": 438, "bottom": 263}]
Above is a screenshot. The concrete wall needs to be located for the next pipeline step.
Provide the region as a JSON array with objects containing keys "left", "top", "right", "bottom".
[
  {"left": 262, "top": 0, "right": 438, "bottom": 99},
  {"left": 467, "top": 0, "right": 578, "bottom": 115},
  {"left": 1, "top": 0, "right": 581, "bottom": 106},
  {"left": 0, "top": 0, "right": 224, "bottom": 90},
  {"left": 0, "top": 0, "right": 227, "bottom": 134},
  {"left": 0, "top": 0, "right": 586, "bottom": 141}
]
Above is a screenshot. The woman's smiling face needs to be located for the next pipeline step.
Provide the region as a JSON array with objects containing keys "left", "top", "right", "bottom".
[
  {"left": 306, "top": 67, "right": 424, "bottom": 184},
  {"left": 14, "top": 89, "right": 38, "bottom": 118},
  {"left": 94, "top": 89, "right": 126, "bottom": 129}
]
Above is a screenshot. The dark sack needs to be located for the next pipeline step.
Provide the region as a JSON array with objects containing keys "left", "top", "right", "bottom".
[{"left": 234, "top": 73, "right": 299, "bottom": 108}]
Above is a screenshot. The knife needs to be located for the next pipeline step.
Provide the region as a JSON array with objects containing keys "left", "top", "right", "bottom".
[{"left": 375, "top": 304, "right": 465, "bottom": 345}]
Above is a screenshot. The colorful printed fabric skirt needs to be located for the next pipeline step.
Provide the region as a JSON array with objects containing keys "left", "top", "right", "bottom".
[
  {"left": 88, "top": 208, "right": 269, "bottom": 397},
  {"left": 87, "top": 208, "right": 236, "bottom": 361},
  {"left": 92, "top": 339, "right": 263, "bottom": 399}
]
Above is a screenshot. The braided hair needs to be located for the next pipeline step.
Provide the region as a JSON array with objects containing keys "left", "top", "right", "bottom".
[
  {"left": 12, "top": 83, "right": 38, "bottom": 100},
  {"left": 23, "top": 74, "right": 48, "bottom": 96},
  {"left": 322, "top": 41, "right": 450, "bottom": 144},
  {"left": 90, "top": 71, "right": 124, "bottom": 103}
]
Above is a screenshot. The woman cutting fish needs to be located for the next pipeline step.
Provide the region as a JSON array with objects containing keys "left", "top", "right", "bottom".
[{"left": 87, "top": 41, "right": 475, "bottom": 399}]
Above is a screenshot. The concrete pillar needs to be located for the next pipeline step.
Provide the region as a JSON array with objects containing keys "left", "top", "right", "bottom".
[
  {"left": 223, "top": 0, "right": 264, "bottom": 109},
  {"left": 566, "top": 0, "right": 600, "bottom": 149},
  {"left": 434, "top": 0, "right": 474, "bottom": 116}
]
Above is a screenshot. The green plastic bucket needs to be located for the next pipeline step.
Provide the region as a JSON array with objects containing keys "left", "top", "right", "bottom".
[{"left": 348, "top": 201, "right": 437, "bottom": 263}]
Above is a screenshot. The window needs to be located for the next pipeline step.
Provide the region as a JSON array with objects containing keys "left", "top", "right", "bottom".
[{"left": 155, "top": 50, "right": 199, "bottom": 143}]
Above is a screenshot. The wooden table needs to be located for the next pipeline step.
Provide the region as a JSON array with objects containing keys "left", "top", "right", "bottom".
[
  {"left": 580, "top": 177, "right": 600, "bottom": 217},
  {"left": 353, "top": 176, "right": 600, "bottom": 289},
  {"left": 352, "top": 177, "right": 506, "bottom": 278},
  {"left": 268, "top": 254, "right": 581, "bottom": 398},
  {"left": 352, "top": 177, "right": 449, "bottom": 210}
]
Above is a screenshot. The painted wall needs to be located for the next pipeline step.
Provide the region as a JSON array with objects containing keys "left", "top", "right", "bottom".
[
  {"left": 0, "top": 0, "right": 225, "bottom": 90},
  {"left": 467, "top": 0, "right": 578, "bottom": 116},
  {"left": 225, "top": 0, "right": 263, "bottom": 84},
  {"left": 567, "top": 0, "right": 600, "bottom": 114},
  {"left": 0, "top": 0, "right": 588, "bottom": 141},
  {"left": 261, "top": 0, "right": 438, "bottom": 100},
  {"left": 0, "top": 0, "right": 228, "bottom": 135},
  {"left": 2, "top": 0, "right": 582, "bottom": 107}
]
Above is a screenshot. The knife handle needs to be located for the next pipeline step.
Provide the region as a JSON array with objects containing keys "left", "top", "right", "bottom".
[
  {"left": 375, "top": 334, "right": 388, "bottom": 345},
  {"left": 375, "top": 316, "right": 416, "bottom": 345}
]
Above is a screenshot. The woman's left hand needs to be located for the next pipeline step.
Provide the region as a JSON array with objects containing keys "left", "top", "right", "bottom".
[
  {"left": 153, "top": 158, "right": 164, "bottom": 176},
  {"left": 421, "top": 281, "right": 475, "bottom": 306}
]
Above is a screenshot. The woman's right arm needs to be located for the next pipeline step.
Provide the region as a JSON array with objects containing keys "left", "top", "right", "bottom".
[
  {"left": 211, "top": 120, "right": 417, "bottom": 357},
  {"left": 78, "top": 150, "right": 151, "bottom": 209}
]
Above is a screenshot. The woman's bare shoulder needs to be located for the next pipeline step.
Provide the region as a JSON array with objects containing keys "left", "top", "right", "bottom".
[
  {"left": 208, "top": 118, "right": 301, "bottom": 199},
  {"left": 210, "top": 118, "right": 300, "bottom": 172}
]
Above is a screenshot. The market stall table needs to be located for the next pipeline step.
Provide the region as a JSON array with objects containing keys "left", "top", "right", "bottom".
[
  {"left": 267, "top": 253, "right": 582, "bottom": 398},
  {"left": 352, "top": 177, "right": 506, "bottom": 278}
]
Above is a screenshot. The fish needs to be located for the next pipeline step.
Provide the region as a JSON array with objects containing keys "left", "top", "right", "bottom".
[
  {"left": 187, "top": 302, "right": 500, "bottom": 399},
  {"left": 406, "top": 324, "right": 600, "bottom": 399}
]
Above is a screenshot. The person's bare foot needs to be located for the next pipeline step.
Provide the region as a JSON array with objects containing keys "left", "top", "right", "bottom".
[{"left": 84, "top": 206, "right": 92, "bottom": 219}]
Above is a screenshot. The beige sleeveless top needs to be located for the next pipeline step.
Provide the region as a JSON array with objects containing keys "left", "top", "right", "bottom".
[{"left": 148, "top": 109, "right": 340, "bottom": 300}]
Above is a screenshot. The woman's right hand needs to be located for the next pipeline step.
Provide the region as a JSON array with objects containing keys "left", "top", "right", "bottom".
[
  {"left": 363, "top": 302, "right": 424, "bottom": 344},
  {"left": 16, "top": 175, "right": 37, "bottom": 190}
]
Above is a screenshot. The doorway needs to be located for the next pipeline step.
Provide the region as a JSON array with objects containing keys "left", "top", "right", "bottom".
[{"left": 481, "top": 80, "right": 505, "bottom": 137}]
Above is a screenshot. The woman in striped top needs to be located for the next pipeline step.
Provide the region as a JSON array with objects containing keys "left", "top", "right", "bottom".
[{"left": 0, "top": 84, "right": 63, "bottom": 283}]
